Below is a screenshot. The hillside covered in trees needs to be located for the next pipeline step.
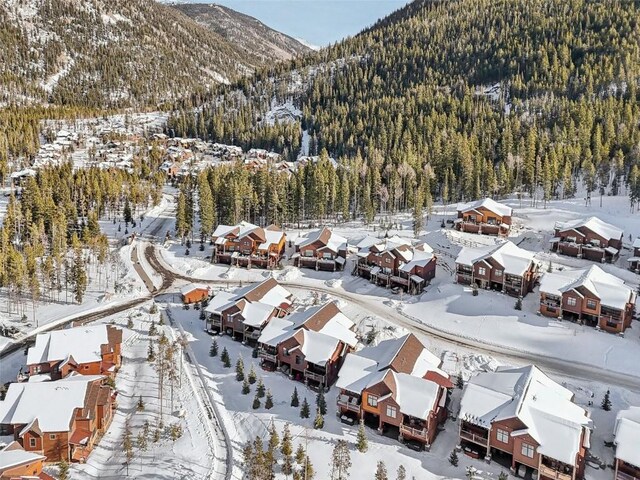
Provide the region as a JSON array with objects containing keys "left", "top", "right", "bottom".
[
  {"left": 168, "top": 0, "right": 640, "bottom": 225},
  {"left": 0, "top": 0, "right": 306, "bottom": 108}
]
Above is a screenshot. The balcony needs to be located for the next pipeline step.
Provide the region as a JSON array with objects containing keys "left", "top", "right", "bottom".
[
  {"left": 337, "top": 395, "right": 362, "bottom": 414},
  {"left": 400, "top": 424, "right": 427, "bottom": 440},
  {"left": 617, "top": 471, "right": 640, "bottom": 480},
  {"left": 304, "top": 370, "right": 326, "bottom": 384},
  {"left": 246, "top": 330, "right": 261, "bottom": 340},
  {"left": 539, "top": 465, "right": 572, "bottom": 480},
  {"left": 460, "top": 429, "right": 488, "bottom": 446},
  {"left": 390, "top": 275, "right": 409, "bottom": 286},
  {"left": 259, "top": 349, "right": 277, "bottom": 363}
]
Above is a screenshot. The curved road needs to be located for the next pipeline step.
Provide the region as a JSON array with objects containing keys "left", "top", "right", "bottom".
[{"left": 147, "top": 245, "right": 640, "bottom": 393}]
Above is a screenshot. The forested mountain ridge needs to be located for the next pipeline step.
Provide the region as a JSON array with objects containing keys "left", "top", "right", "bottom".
[
  {"left": 170, "top": 3, "right": 311, "bottom": 63},
  {"left": 0, "top": 0, "right": 303, "bottom": 108},
  {"left": 168, "top": 0, "right": 640, "bottom": 223}
]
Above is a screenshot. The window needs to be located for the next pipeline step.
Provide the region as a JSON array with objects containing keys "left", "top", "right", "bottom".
[
  {"left": 521, "top": 443, "right": 535, "bottom": 458},
  {"left": 84, "top": 365, "right": 90, "bottom": 370},
  {"left": 567, "top": 297, "right": 577, "bottom": 307},
  {"left": 295, "top": 355, "right": 302, "bottom": 365},
  {"left": 385, "top": 258, "right": 391, "bottom": 264},
  {"left": 478, "top": 267, "right": 486, "bottom": 276},
  {"left": 283, "top": 348, "right": 290, "bottom": 357},
  {"left": 566, "top": 236, "right": 577, "bottom": 243},
  {"left": 303, "top": 250, "right": 313, "bottom": 257},
  {"left": 495, "top": 270, "right": 503, "bottom": 277},
  {"left": 496, "top": 429, "right": 509, "bottom": 444},
  {"left": 590, "top": 239, "right": 600, "bottom": 247},
  {"left": 367, "top": 395, "right": 378, "bottom": 407},
  {"left": 386, "top": 406, "right": 397, "bottom": 418},
  {"left": 29, "top": 438, "right": 36, "bottom": 448},
  {"left": 50, "top": 434, "right": 57, "bottom": 440},
  {"left": 586, "top": 299, "right": 597, "bottom": 310}
]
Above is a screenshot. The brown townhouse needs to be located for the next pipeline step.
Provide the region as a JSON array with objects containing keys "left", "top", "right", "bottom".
[
  {"left": 293, "top": 227, "right": 348, "bottom": 271},
  {"left": 550, "top": 217, "right": 623, "bottom": 263},
  {"left": 455, "top": 198, "right": 513, "bottom": 236},
  {"left": 0, "top": 375, "right": 115, "bottom": 463},
  {"left": 25, "top": 325, "right": 122, "bottom": 381},
  {"left": 354, "top": 235, "right": 437, "bottom": 294},
  {"left": 204, "top": 278, "right": 294, "bottom": 342},
  {"left": 455, "top": 241, "right": 539, "bottom": 297},
  {"left": 614, "top": 407, "right": 640, "bottom": 480},
  {"left": 335, "top": 333, "right": 452, "bottom": 450},
  {"left": 212, "top": 221, "right": 286, "bottom": 269},
  {"left": 0, "top": 442, "right": 50, "bottom": 480},
  {"left": 459, "top": 366, "right": 592, "bottom": 480},
  {"left": 257, "top": 301, "right": 358, "bottom": 389},
  {"left": 627, "top": 238, "right": 640, "bottom": 272},
  {"left": 539, "top": 265, "right": 636, "bottom": 333}
]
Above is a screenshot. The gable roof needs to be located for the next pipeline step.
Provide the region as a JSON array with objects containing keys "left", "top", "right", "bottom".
[
  {"left": 456, "top": 241, "right": 535, "bottom": 276},
  {"left": 293, "top": 329, "right": 341, "bottom": 366},
  {"left": 295, "top": 227, "right": 347, "bottom": 253},
  {"left": 460, "top": 365, "right": 592, "bottom": 465},
  {"left": 555, "top": 216, "right": 623, "bottom": 240},
  {"left": 0, "top": 442, "right": 45, "bottom": 472},
  {"left": 539, "top": 265, "right": 634, "bottom": 310},
  {"left": 233, "top": 278, "right": 293, "bottom": 308},
  {"left": 180, "top": 283, "right": 209, "bottom": 296},
  {"left": 0, "top": 375, "right": 104, "bottom": 433},
  {"left": 27, "top": 325, "right": 121, "bottom": 366},
  {"left": 614, "top": 406, "right": 640, "bottom": 467},
  {"left": 457, "top": 198, "right": 513, "bottom": 217}
]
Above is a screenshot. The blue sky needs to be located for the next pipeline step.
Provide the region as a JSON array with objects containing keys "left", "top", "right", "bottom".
[{"left": 185, "top": 0, "right": 411, "bottom": 47}]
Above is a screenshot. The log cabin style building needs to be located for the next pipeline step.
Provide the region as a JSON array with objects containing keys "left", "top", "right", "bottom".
[
  {"left": 293, "top": 227, "right": 348, "bottom": 271},
  {"left": 257, "top": 301, "right": 358, "bottom": 389},
  {"left": 539, "top": 265, "right": 636, "bottom": 334},
  {"left": 354, "top": 235, "right": 437, "bottom": 294},
  {"left": 212, "top": 221, "right": 286, "bottom": 269},
  {"left": 25, "top": 326, "right": 122, "bottom": 381},
  {"left": 614, "top": 407, "right": 640, "bottom": 480},
  {"left": 0, "top": 375, "right": 115, "bottom": 464},
  {"left": 335, "top": 333, "right": 452, "bottom": 450},
  {"left": 550, "top": 217, "right": 623, "bottom": 263},
  {"left": 455, "top": 198, "right": 513, "bottom": 236},
  {"left": 459, "top": 366, "right": 592, "bottom": 480},
  {"left": 204, "top": 278, "right": 294, "bottom": 342},
  {"left": 455, "top": 241, "right": 539, "bottom": 297}
]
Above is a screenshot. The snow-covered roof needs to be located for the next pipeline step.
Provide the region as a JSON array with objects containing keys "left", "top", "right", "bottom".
[
  {"left": 295, "top": 227, "right": 348, "bottom": 253},
  {"left": 394, "top": 372, "right": 441, "bottom": 419},
  {"left": 539, "top": 265, "right": 634, "bottom": 310},
  {"left": 180, "top": 283, "right": 209, "bottom": 296},
  {"left": 399, "top": 248, "right": 435, "bottom": 272},
  {"left": 555, "top": 216, "right": 623, "bottom": 240},
  {"left": 27, "top": 325, "right": 116, "bottom": 365},
  {"left": 258, "top": 229, "right": 285, "bottom": 250},
  {"left": 456, "top": 241, "right": 535, "bottom": 276},
  {"left": 460, "top": 366, "right": 592, "bottom": 465},
  {"left": 457, "top": 198, "right": 512, "bottom": 217},
  {"left": 257, "top": 317, "right": 295, "bottom": 347},
  {"left": 232, "top": 279, "right": 293, "bottom": 309},
  {"left": 0, "top": 444, "right": 45, "bottom": 471},
  {"left": 633, "top": 238, "right": 640, "bottom": 249},
  {"left": 204, "top": 291, "right": 236, "bottom": 315},
  {"left": 0, "top": 375, "right": 104, "bottom": 433},
  {"left": 212, "top": 221, "right": 260, "bottom": 239},
  {"left": 239, "top": 301, "right": 275, "bottom": 328},
  {"left": 288, "top": 302, "right": 357, "bottom": 348},
  {"left": 298, "top": 330, "right": 340, "bottom": 366},
  {"left": 614, "top": 406, "right": 640, "bottom": 467}
]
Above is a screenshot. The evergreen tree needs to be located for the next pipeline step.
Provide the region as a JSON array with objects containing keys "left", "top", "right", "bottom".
[
  {"left": 498, "top": 472, "right": 508, "bottom": 480},
  {"left": 137, "top": 395, "right": 145, "bottom": 411},
  {"left": 316, "top": 390, "right": 327, "bottom": 415},
  {"left": 330, "top": 440, "right": 351, "bottom": 480},
  {"left": 396, "top": 465, "right": 407, "bottom": 480},
  {"left": 248, "top": 364, "right": 257, "bottom": 384},
  {"left": 295, "top": 443, "right": 306, "bottom": 465},
  {"left": 242, "top": 378, "right": 251, "bottom": 395},
  {"left": 375, "top": 461, "right": 388, "bottom": 480},
  {"left": 236, "top": 357, "right": 245, "bottom": 381},
  {"left": 265, "top": 389, "right": 274, "bottom": 409},
  {"left": 57, "top": 459, "right": 70, "bottom": 480},
  {"left": 456, "top": 373, "right": 464, "bottom": 389},
  {"left": 210, "top": 339, "right": 218, "bottom": 357},
  {"left": 123, "top": 420, "right": 134, "bottom": 471},
  {"left": 300, "top": 397, "right": 310, "bottom": 418},
  {"left": 256, "top": 378, "right": 266, "bottom": 398},
  {"left": 356, "top": 420, "right": 368, "bottom": 452},
  {"left": 147, "top": 342, "right": 155, "bottom": 362},
  {"left": 221, "top": 347, "right": 231, "bottom": 367},
  {"left": 149, "top": 321, "right": 157, "bottom": 336},
  {"left": 601, "top": 389, "right": 612, "bottom": 411},
  {"left": 291, "top": 387, "right": 299, "bottom": 407},
  {"left": 449, "top": 449, "right": 459, "bottom": 467},
  {"left": 137, "top": 430, "right": 148, "bottom": 452},
  {"left": 252, "top": 392, "right": 261, "bottom": 410},
  {"left": 314, "top": 408, "right": 324, "bottom": 429},
  {"left": 515, "top": 297, "right": 523, "bottom": 310}
]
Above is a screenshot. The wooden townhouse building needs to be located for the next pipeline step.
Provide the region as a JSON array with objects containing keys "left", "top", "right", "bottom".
[
  {"left": 25, "top": 325, "right": 122, "bottom": 381},
  {"left": 293, "top": 227, "right": 348, "bottom": 272},
  {"left": 458, "top": 366, "right": 592, "bottom": 480},
  {"left": 539, "top": 265, "right": 636, "bottom": 333},
  {"left": 614, "top": 407, "right": 640, "bottom": 480},
  {"left": 0, "top": 442, "right": 49, "bottom": 480},
  {"left": 354, "top": 236, "right": 437, "bottom": 294},
  {"left": 0, "top": 375, "right": 115, "bottom": 463},
  {"left": 211, "top": 221, "right": 286, "bottom": 269},
  {"left": 627, "top": 238, "right": 640, "bottom": 272},
  {"left": 455, "top": 241, "right": 539, "bottom": 297},
  {"left": 257, "top": 301, "right": 358, "bottom": 389},
  {"left": 204, "top": 278, "right": 294, "bottom": 342},
  {"left": 550, "top": 217, "right": 623, "bottom": 263},
  {"left": 455, "top": 198, "right": 513, "bottom": 236},
  {"left": 335, "top": 333, "right": 452, "bottom": 450}
]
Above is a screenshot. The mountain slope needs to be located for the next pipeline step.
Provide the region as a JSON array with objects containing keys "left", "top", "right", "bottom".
[
  {"left": 0, "top": 0, "right": 298, "bottom": 107},
  {"left": 170, "top": 3, "right": 311, "bottom": 63}
]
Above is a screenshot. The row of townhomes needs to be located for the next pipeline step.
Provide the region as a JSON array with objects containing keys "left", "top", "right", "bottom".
[
  {"left": 551, "top": 217, "right": 624, "bottom": 263},
  {"left": 293, "top": 227, "right": 348, "bottom": 272},
  {"left": 459, "top": 366, "right": 592, "bottom": 480},
  {"left": 353, "top": 235, "right": 437, "bottom": 294},
  {"left": 0, "top": 325, "right": 122, "bottom": 469},
  {"left": 211, "top": 221, "right": 286, "bottom": 269},
  {"left": 455, "top": 198, "right": 514, "bottom": 236}
]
